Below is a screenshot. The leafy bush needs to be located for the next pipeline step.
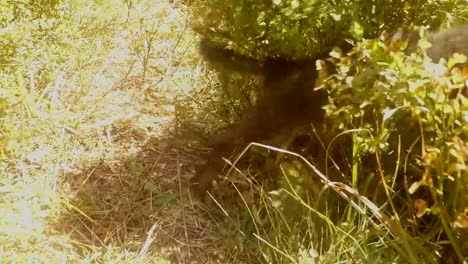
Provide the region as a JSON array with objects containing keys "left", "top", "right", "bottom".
[
  {"left": 321, "top": 31, "right": 467, "bottom": 262},
  {"left": 188, "top": 1, "right": 468, "bottom": 262},
  {"left": 192, "top": 0, "right": 466, "bottom": 58},
  {"left": 189, "top": 0, "right": 468, "bottom": 147}
]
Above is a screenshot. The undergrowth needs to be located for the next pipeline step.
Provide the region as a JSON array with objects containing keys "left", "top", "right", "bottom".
[
  {"left": 182, "top": 0, "right": 468, "bottom": 263},
  {"left": 0, "top": 0, "right": 467, "bottom": 263}
]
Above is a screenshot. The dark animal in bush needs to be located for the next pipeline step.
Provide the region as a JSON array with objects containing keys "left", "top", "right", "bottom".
[
  {"left": 191, "top": 40, "right": 333, "bottom": 194},
  {"left": 191, "top": 25, "right": 468, "bottom": 195}
]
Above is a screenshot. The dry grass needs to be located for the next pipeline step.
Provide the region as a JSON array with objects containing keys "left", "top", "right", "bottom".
[
  {"left": 0, "top": 0, "right": 239, "bottom": 262},
  {"left": 48, "top": 1, "right": 238, "bottom": 262}
]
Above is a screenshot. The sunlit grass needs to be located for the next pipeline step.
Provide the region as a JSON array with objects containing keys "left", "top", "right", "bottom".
[{"left": 0, "top": 0, "right": 200, "bottom": 262}]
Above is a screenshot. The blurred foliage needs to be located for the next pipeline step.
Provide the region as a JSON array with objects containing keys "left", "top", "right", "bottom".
[
  {"left": 0, "top": 0, "right": 70, "bottom": 88},
  {"left": 0, "top": 0, "right": 77, "bottom": 163},
  {"left": 0, "top": 0, "right": 64, "bottom": 24},
  {"left": 192, "top": 0, "right": 468, "bottom": 59},
  {"left": 189, "top": 0, "right": 468, "bottom": 143}
]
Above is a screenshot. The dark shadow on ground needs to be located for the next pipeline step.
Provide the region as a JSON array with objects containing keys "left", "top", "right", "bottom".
[{"left": 57, "top": 117, "right": 261, "bottom": 263}]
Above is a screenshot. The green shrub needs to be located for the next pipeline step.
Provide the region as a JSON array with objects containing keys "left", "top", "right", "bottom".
[
  {"left": 321, "top": 32, "right": 467, "bottom": 262},
  {"left": 192, "top": 0, "right": 466, "bottom": 59},
  {"left": 188, "top": 1, "right": 468, "bottom": 262}
]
